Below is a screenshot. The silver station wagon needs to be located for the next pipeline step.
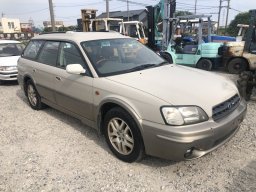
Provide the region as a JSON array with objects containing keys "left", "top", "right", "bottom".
[{"left": 18, "top": 32, "right": 247, "bottom": 162}]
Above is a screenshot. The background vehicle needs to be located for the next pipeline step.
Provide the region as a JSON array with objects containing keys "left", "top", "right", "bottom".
[
  {"left": 121, "top": 21, "right": 147, "bottom": 45},
  {"left": 81, "top": 9, "right": 147, "bottom": 44},
  {"left": 167, "top": 15, "right": 224, "bottom": 70},
  {"left": 236, "top": 23, "right": 249, "bottom": 41},
  {"left": 0, "top": 40, "right": 25, "bottom": 84},
  {"left": 236, "top": 10, "right": 256, "bottom": 100},
  {"left": 147, "top": 1, "right": 225, "bottom": 71},
  {"left": 89, "top": 18, "right": 124, "bottom": 32},
  {"left": 222, "top": 10, "right": 256, "bottom": 74}
]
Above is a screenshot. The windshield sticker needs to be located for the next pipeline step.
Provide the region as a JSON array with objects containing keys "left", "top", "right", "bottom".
[{"left": 101, "top": 41, "right": 110, "bottom": 47}]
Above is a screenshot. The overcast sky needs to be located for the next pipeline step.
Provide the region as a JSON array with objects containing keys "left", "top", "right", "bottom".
[{"left": 0, "top": 0, "right": 254, "bottom": 28}]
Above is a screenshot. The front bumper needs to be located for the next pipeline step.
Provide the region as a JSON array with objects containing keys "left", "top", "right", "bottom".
[
  {"left": 141, "top": 99, "right": 247, "bottom": 161},
  {"left": 0, "top": 70, "right": 18, "bottom": 81}
]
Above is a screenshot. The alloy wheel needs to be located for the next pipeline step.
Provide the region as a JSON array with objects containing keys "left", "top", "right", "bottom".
[
  {"left": 27, "top": 84, "right": 37, "bottom": 106},
  {"left": 107, "top": 118, "right": 134, "bottom": 155}
]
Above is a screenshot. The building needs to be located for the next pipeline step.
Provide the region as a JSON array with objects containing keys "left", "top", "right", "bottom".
[
  {"left": 0, "top": 17, "right": 21, "bottom": 33},
  {"left": 43, "top": 21, "right": 64, "bottom": 28},
  {"left": 20, "top": 23, "right": 32, "bottom": 32}
]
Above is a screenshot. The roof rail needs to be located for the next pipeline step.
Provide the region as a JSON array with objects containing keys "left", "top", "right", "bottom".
[{"left": 39, "top": 31, "right": 66, "bottom": 35}]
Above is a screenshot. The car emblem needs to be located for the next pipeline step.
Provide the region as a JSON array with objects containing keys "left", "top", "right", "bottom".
[{"left": 227, "top": 102, "right": 232, "bottom": 109}]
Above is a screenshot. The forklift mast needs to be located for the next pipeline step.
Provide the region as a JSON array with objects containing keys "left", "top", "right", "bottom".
[
  {"left": 147, "top": 0, "right": 176, "bottom": 51},
  {"left": 81, "top": 9, "right": 97, "bottom": 32}
]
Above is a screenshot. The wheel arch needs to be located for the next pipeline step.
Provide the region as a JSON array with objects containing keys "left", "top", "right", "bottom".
[
  {"left": 160, "top": 51, "right": 174, "bottom": 64},
  {"left": 23, "top": 75, "right": 35, "bottom": 96},
  {"left": 227, "top": 57, "right": 250, "bottom": 70},
  {"left": 96, "top": 99, "right": 143, "bottom": 136}
]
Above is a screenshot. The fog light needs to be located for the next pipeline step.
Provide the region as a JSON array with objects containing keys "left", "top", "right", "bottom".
[{"left": 184, "top": 148, "right": 193, "bottom": 158}]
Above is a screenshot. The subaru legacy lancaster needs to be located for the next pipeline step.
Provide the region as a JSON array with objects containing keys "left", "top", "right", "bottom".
[{"left": 17, "top": 32, "right": 247, "bottom": 162}]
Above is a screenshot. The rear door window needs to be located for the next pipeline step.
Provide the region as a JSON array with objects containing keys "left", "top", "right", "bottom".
[
  {"left": 38, "top": 41, "right": 60, "bottom": 66},
  {"left": 23, "top": 40, "right": 44, "bottom": 59}
]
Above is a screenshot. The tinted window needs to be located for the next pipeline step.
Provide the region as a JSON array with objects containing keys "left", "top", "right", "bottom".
[
  {"left": 0, "top": 43, "right": 25, "bottom": 57},
  {"left": 38, "top": 41, "right": 60, "bottom": 66},
  {"left": 58, "top": 42, "right": 86, "bottom": 69},
  {"left": 23, "top": 40, "right": 44, "bottom": 59}
]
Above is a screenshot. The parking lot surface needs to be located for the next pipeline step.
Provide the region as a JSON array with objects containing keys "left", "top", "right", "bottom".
[{"left": 0, "top": 74, "right": 256, "bottom": 192}]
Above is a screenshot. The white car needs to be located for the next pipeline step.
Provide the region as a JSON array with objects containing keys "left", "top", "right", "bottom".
[
  {"left": 0, "top": 40, "right": 25, "bottom": 84},
  {"left": 18, "top": 32, "right": 247, "bottom": 162}
]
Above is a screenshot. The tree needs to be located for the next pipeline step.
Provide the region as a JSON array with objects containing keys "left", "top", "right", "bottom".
[
  {"left": 227, "top": 12, "right": 250, "bottom": 36},
  {"left": 175, "top": 11, "right": 193, "bottom": 17}
]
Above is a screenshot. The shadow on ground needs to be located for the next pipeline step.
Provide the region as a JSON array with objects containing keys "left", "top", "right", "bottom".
[
  {"left": 0, "top": 80, "right": 18, "bottom": 86},
  {"left": 15, "top": 88, "right": 177, "bottom": 167},
  {"left": 227, "top": 160, "right": 256, "bottom": 192}
]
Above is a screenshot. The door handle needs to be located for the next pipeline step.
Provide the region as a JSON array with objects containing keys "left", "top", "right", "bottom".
[{"left": 56, "top": 76, "right": 61, "bottom": 81}]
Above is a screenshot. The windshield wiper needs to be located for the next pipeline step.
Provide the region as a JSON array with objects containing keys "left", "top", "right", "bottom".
[
  {"left": 155, "top": 61, "right": 169, "bottom": 66},
  {"left": 128, "top": 64, "right": 156, "bottom": 72}
]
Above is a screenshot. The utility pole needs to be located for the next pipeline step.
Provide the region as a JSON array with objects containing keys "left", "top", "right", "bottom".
[
  {"left": 48, "top": 0, "right": 56, "bottom": 31},
  {"left": 127, "top": 0, "right": 129, "bottom": 21},
  {"left": 224, "top": 0, "right": 230, "bottom": 34},
  {"left": 217, "top": 0, "right": 222, "bottom": 34},
  {"left": 194, "top": 0, "right": 197, "bottom": 14},
  {"left": 106, "top": 0, "right": 109, "bottom": 18}
]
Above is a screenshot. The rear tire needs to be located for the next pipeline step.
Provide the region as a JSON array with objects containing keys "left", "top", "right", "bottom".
[
  {"left": 197, "top": 59, "right": 212, "bottom": 71},
  {"left": 25, "top": 79, "right": 45, "bottom": 110},
  {"left": 160, "top": 52, "right": 173, "bottom": 63},
  {"left": 103, "top": 107, "right": 144, "bottom": 163},
  {"left": 227, "top": 58, "right": 247, "bottom": 74}
]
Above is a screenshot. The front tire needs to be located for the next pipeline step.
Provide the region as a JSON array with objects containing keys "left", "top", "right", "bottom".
[
  {"left": 25, "top": 79, "right": 45, "bottom": 110},
  {"left": 103, "top": 107, "right": 144, "bottom": 163},
  {"left": 197, "top": 59, "right": 212, "bottom": 71},
  {"left": 227, "top": 58, "right": 247, "bottom": 74}
]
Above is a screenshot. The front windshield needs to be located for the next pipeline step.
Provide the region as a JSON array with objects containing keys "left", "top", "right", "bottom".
[
  {"left": 0, "top": 43, "right": 25, "bottom": 57},
  {"left": 81, "top": 38, "right": 167, "bottom": 76}
]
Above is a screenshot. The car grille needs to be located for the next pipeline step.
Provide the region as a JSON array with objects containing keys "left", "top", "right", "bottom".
[{"left": 212, "top": 94, "right": 240, "bottom": 121}]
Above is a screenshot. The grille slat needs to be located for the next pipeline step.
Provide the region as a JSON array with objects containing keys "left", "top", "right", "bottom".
[{"left": 212, "top": 94, "right": 240, "bottom": 121}]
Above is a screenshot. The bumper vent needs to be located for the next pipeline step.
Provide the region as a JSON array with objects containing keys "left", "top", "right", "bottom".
[{"left": 212, "top": 94, "right": 240, "bottom": 121}]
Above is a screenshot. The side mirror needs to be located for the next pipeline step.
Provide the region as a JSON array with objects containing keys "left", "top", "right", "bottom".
[{"left": 66, "top": 64, "right": 86, "bottom": 75}]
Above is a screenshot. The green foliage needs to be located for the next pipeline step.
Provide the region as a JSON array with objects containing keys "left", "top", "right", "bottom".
[
  {"left": 227, "top": 12, "right": 250, "bottom": 36},
  {"left": 58, "top": 25, "right": 77, "bottom": 32},
  {"left": 43, "top": 25, "right": 78, "bottom": 33},
  {"left": 43, "top": 27, "right": 52, "bottom": 32}
]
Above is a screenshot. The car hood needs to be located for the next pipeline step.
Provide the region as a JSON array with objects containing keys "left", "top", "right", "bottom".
[
  {"left": 106, "top": 65, "right": 238, "bottom": 116},
  {"left": 0, "top": 56, "right": 20, "bottom": 67}
]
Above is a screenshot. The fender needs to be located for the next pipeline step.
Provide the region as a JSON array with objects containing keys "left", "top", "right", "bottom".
[{"left": 95, "top": 95, "right": 143, "bottom": 133}]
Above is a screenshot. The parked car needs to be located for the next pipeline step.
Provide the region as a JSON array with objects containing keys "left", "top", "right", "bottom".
[
  {"left": 18, "top": 32, "right": 247, "bottom": 162},
  {"left": 0, "top": 40, "right": 25, "bottom": 84}
]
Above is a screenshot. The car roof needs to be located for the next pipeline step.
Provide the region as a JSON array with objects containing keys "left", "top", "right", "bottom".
[
  {"left": 33, "top": 31, "right": 130, "bottom": 43},
  {"left": 0, "top": 40, "right": 21, "bottom": 44}
]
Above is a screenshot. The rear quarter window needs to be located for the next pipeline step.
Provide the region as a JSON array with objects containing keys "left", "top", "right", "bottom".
[{"left": 23, "top": 40, "right": 44, "bottom": 59}]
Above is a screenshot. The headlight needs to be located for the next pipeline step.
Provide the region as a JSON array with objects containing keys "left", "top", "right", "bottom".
[
  {"left": 0, "top": 66, "right": 17, "bottom": 71},
  {"left": 161, "top": 106, "right": 208, "bottom": 126}
]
